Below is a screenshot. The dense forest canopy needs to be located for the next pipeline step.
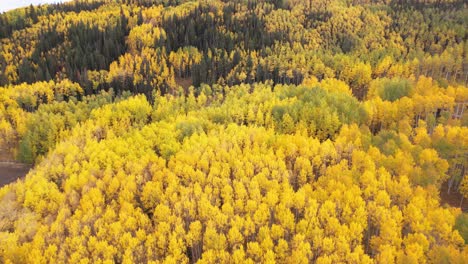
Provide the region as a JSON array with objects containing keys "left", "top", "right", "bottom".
[{"left": 0, "top": 0, "right": 467, "bottom": 263}]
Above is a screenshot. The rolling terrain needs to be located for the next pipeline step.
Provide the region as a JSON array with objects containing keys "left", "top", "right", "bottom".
[{"left": 0, "top": 0, "right": 467, "bottom": 263}]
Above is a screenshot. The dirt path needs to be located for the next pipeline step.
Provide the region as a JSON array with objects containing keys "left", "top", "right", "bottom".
[{"left": 0, "top": 162, "right": 31, "bottom": 188}]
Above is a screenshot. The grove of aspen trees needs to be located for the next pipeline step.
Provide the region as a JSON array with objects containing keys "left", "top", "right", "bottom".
[{"left": 0, "top": 0, "right": 467, "bottom": 263}]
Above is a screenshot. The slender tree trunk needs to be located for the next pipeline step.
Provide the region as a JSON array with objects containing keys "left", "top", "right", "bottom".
[{"left": 448, "top": 174, "right": 454, "bottom": 194}]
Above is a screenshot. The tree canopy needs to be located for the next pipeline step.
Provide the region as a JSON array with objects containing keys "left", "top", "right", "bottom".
[{"left": 0, "top": 0, "right": 467, "bottom": 263}]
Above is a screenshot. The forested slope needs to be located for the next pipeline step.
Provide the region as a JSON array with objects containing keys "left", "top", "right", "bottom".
[{"left": 0, "top": 0, "right": 467, "bottom": 263}]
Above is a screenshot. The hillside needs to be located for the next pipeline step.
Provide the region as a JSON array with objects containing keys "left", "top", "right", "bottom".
[{"left": 0, "top": 0, "right": 467, "bottom": 263}]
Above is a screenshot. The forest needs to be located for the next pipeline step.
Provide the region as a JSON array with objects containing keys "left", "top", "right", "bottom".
[{"left": 0, "top": 0, "right": 467, "bottom": 263}]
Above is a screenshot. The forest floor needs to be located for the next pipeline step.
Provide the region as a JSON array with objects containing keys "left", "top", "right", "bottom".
[
  {"left": 0, "top": 149, "right": 31, "bottom": 188},
  {"left": 176, "top": 77, "right": 193, "bottom": 93},
  {"left": 0, "top": 162, "right": 31, "bottom": 188},
  {"left": 440, "top": 181, "right": 468, "bottom": 212}
]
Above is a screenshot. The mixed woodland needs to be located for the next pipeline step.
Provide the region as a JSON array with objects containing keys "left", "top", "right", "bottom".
[{"left": 0, "top": 0, "right": 467, "bottom": 263}]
